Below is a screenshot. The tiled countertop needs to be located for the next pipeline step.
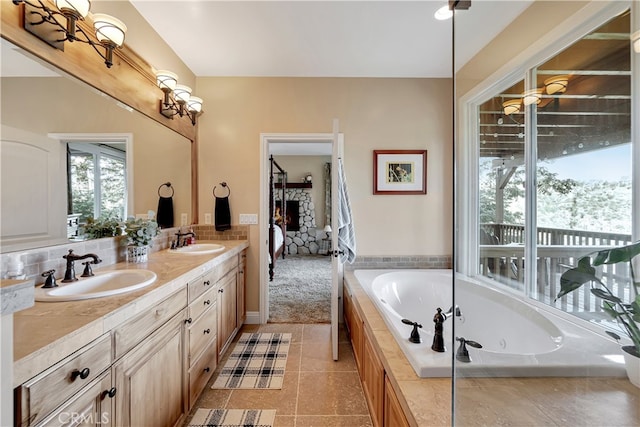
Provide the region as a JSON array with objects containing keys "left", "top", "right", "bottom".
[{"left": 13, "top": 240, "right": 248, "bottom": 387}]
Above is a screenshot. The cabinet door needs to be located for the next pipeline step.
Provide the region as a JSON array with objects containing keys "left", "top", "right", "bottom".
[
  {"left": 34, "top": 371, "right": 114, "bottom": 427},
  {"left": 237, "top": 251, "right": 247, "bottom": 326},
  {"left": 362, "top": 327, "right": 384, "bottom": 427},
  {"left": 112, "top": 312, "right": 186, "bottom": 427},
  {"left": 216, "top": 271, "right": 237, "bottom": 357},
  {"left": 384, "top": 376, "right": 410, "bottom": 427},
  {"left": 350, "top": 301, "right": 364, "bottom": 375}
]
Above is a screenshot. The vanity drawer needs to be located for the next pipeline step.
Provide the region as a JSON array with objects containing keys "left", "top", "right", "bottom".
[
  {"left": 188, "top": 339, "right": 217, "bottom": 408},
  {"left": 17, "top": 334, "right": 111, "bottom": 426},
  {"left": 188, "top": 285, "right": 216, "bottom": 322},
  {"left": 113, "top": 288, "right": 187, "bottom": 359},
  {"left": 188, "top": 270, "right": 215, "bottom": 303},
  {"left": 188, "top": 307, "right": 217, "bottom": 363}
]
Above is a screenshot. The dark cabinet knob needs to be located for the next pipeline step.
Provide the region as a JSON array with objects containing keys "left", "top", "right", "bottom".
[
  {"left": 185, "top": 317, "right": 193, "bottom": 324},
  {"left": 71, "top": 367, "right": 90, "bottom": 381},
  {"left": 204, "top": 280, "right": 210, "bottom": 287},
  {"left": 218, "top": 289, "right": 224, "bottom": 293},
  {"left": 204, "top": 299, "right": 211, "bottom": 305},
  {"left": 204, "top": 328, "right": 211, "bottom": 334},
  {"left": 102, "top": 387, "right": 117, "bottom": 399},
  {"left": 204, "top": 367, "right": 210, "bottom": 373}
]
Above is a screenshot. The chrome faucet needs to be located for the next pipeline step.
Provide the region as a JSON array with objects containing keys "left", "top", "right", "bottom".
[{"left": 62, "top": 250, "right": 102, "bottom": 283}]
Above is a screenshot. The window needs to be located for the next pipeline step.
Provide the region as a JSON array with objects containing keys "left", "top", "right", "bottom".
[
  {"left": 68, "top": 142, "right": 126, "bottom": 222},
  {"left": 466, "top": 9, "right": 634, "bottom": 330}
]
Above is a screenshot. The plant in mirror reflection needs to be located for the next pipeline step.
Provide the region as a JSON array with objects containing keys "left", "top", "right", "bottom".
[{"left": 82, "top": 215, "right": 123, "bottom": 239}]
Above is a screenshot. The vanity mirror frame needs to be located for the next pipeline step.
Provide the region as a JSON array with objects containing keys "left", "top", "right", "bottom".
[{"left": 0, "top": 0, "right": 199, "bottom": 224}]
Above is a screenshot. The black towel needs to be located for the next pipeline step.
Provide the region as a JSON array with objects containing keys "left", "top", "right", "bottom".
[
  {"left": 215, "top": 196, "right": 231, "bottom": 231},
  {"left": 157, "top": 196, "right": 174, "bottom": 228}
]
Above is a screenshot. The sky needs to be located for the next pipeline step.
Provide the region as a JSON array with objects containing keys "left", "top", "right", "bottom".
[{"left": 541, "top": 144, "right": 632, "bottom": 182}]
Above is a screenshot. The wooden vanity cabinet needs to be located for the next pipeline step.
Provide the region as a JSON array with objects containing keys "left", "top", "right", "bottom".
[
  {"left": 237, "top": 250, "right": 247, "bottom": 326},
  {"left": 33, "top": 371, "right": 114, "bottom": 427},
  {"left": 216, "top": 268, "right": 237, "bottom": 357},
  {"left": 186, "top": 271, "right": 218, "bottom": 409},
  {"left": 344, "top": 289, "right": 363, "bottom": 373},
  {"left": 112, "top": 310, "right": 187, "bottom": 427},
  {"left": 384, "top": 376, "right": 410, "bottom": 427}
]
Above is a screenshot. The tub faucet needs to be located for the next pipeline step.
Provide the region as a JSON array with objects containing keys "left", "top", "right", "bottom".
[
  {"left": 62, "top": 250, "right": 101, "bottom": 283},
  {"left": 431, "top": 306, "right": 462, "bottom": 352},
  {"left": 401, "top": 319, "right": 423, "bottom": 343},
  {"left": 455, "top": 337, "right": 483, "bottom": 363}
]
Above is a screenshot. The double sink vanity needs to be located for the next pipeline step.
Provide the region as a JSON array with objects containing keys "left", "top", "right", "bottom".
[{"left": 11, "top": 240, "right": 248, "bottom": 427}]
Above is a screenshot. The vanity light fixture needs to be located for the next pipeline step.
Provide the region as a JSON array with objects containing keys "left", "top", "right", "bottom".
[
  {"left": 502, "top": 99, "right": 522, "bottom": 116},
  {"left": 522, "top": 88, "right": 543, "bottom": 106},
  {"left": 156, "top": 70, "right": 204, "bottom": 126},
  {"left": 631, "top": 30, "right": 640, "bottom": 53},
  {"left": 544, "top": 75, "right": 569, "bottom": 95},
  {"left": 12, "top": 0, "right": 127, "bottom": 68}
]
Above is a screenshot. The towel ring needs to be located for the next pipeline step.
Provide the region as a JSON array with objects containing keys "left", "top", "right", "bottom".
[
  {"left": 213, "top": 182, "right": 230, "bottom": 198},
  {"left": 158, "top": 182, "right": 174, "bottom": 198}
]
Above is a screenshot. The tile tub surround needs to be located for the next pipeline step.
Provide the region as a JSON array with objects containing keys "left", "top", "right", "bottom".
[
  {"left": 12, "top": 239, "right": 248, "bottom": 387},
  {"left": 347, "top": 255, "right": 451, "bottom": 270},
  {"left": 344, "top": 271, "right": 640, "bottom": 426}
]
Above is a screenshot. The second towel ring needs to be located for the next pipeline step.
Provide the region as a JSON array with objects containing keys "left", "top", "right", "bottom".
[
  {"left": 213, "top": 182, "right": 230, "bottom": 198},
  {"left": 158, "top": 182, "right": 174, "bottom": 198}
]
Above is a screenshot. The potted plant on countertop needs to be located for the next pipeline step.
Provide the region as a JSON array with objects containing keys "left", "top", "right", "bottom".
[
  {"left": 124, "top": 212, "right": 160, "bottom": 263},
  {"left": 556, "top": 240, "right": 640, "bottom": 387}
]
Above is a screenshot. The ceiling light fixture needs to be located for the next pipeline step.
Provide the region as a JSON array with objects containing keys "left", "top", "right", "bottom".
[
  {"left": 12, "top": 0, "right": 127, "bottom": 68},
  {"left": 434, "top": 5, "right": 453, "bottom": 20},
  {"left": 502, "top": 99, "right": 522, "bottom": 115},
  {"left": 156, "top": 70, "right": 204, "bottom": 126},
  {"left": 631, "top": 30, "right": 640, "bottom": 53},
  {"left": 522, "top": 88, "right": 543, "bottom": 106},
  {"left": 544, "top": 75, "right": 569, "bottom": 94}
]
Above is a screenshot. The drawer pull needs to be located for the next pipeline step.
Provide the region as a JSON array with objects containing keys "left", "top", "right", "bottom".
[
  {"left": 218, "top": 289, "right": 224, "bottom": 293},
  {"left": 155, "top": 308, "right": 166, "bottom": 317},
  {"left": 239, "top": 270, "right": 244, "bottom": 274},
  {"left": 71, "top": 367, "right": 90, "bottom": 381},
  {"left": 204, "top": 280, "right": 211, "bottom": 287},
  {"left": 185, "top": 317, "right": 193, "bottom": 324},
  {"left": 204, "top": 299, "right": 211, "bottom": 306},
  {"left": 204, "top": 367, "right": 211, "bottom": 373},
  {"left": 102, "top": 387, "right": 117, "bottom": 399},
  {"left": 204, "top": 328, "right": 211, "bottom": 334}
]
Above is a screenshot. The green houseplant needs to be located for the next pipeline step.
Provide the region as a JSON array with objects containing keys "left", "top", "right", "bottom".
[
  {"left": 124, "top": 213, "right": 160, "bottom": 263},
  {"left": 556, "top": 240, "right": 640, "bottom": 386},
  {"left": 82, "top": 215, "right": 123, "bottom": 239}
]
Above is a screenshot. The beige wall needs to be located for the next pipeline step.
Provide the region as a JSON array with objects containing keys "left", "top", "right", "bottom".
[
  {"left": 195, "top": 77, "right": 453, "bottom": 312},
  {"left": 2, "top": 76, "right": 192, "bottom": 224},
  {"left": 273, "top": 155, "right": 331, "bottom": 229}
]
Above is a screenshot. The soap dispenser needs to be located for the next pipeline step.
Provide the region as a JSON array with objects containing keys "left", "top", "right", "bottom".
[{"left": 6, "top": 253, "right": 26, "bottom": 280}]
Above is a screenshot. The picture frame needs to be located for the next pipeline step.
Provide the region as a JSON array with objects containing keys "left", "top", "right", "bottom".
[{"left": 373, "top": 149, "right": 427, "bottom": 195}]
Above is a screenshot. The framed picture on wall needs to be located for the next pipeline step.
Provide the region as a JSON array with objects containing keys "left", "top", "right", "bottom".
[{"left": 373, "top": 149, "right": 427, "bottom": 195}]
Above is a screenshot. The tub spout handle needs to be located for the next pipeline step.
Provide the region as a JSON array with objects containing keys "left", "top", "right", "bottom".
[
  {"left": 455, "top": 337, "right": 483, "bottom": 363},
  {"left": 401, "top": 318, "right": 423, "bottom": 343}
]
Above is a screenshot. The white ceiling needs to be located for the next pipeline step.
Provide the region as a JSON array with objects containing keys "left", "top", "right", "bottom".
[{"left": 130, "top": 0, "right": 534, "bottom": 78}]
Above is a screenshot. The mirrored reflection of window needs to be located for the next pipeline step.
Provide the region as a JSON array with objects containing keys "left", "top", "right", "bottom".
[
  {"left": 68, "top": 142, "right": 126, "bottom": 222},
  {"left": 474, "top": 10, "right": 632, "bottom": 330}
]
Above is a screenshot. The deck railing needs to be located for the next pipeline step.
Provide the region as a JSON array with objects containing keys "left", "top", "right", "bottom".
[{"left": 478, "top": 224, "right": 633, "bottom": 319}]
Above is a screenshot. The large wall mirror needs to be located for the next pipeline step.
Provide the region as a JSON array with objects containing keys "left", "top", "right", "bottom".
[{"left": 1, "top": 39, "right": 192, "bottom": 253}]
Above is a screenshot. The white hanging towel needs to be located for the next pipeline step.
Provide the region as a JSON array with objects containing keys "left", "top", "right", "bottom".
[{"left": 337, "top": 158, "right": 356, "bottom": 263}]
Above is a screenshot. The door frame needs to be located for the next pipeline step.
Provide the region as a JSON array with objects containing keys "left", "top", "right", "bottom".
[{"left": 259, "top": 132, "right": 341, "bottom": 323}]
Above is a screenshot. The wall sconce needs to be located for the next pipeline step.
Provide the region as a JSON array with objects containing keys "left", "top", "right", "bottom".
[
  {"left": 522, "top": 88, "right": 543, "bottom": 106},
  {"left": 544, "top": 75, "right": 569, "bottom": 94},
  {"left": 502, "top": 99, "right": 522, "bottom": 115},
  {"left": 156, "top": 70, "right": 204, "bottom": 126},
  {"left": 632, "top": 30, "right": 640, "bottom": 53},
  {"left": 12, "top": 0, "right": 127, "bottom": 68}
]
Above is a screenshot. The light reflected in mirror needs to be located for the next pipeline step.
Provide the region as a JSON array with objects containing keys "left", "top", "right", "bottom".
[{"left": 1, "top": 38, "right": 192, "bottom": 253}]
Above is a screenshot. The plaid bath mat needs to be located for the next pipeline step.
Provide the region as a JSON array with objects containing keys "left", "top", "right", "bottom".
[
  {"left": 188, "top": 409, "right": 276, "bottom": 427},
  {"left": 212, "top": 332, "right": 291, "bottom": 389}
]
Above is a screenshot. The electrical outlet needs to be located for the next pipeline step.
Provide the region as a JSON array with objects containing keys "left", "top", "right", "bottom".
[
  {"left": 239, "top": 214, "right": 258, "bottom": 224},
  {"left": 204, "top": 213, "right": 212, "bottom": 224},
  {"left": 181, "top": 213, "right": 188, "bottom": 226}
]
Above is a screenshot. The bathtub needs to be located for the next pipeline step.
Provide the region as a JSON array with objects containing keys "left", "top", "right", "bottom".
[{"left": 353, "top": 269, "right": 627, "bottom": 378}]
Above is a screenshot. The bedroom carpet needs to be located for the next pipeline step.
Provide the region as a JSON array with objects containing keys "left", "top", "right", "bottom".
[{"left": 269, "top": 255, "right": 331, "bottom": 323}]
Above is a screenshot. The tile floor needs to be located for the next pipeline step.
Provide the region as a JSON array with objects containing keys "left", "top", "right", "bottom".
[{"left": 186, "top": 323, "right": 373, "bottom": 427}]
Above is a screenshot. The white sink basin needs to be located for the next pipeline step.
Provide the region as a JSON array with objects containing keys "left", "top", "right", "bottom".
[
  {"left": 167, "top": 243, "right": 225, "bottom": 255},
  {"left": 35, "top": 269, "right": 157, "bottom": 302}
]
